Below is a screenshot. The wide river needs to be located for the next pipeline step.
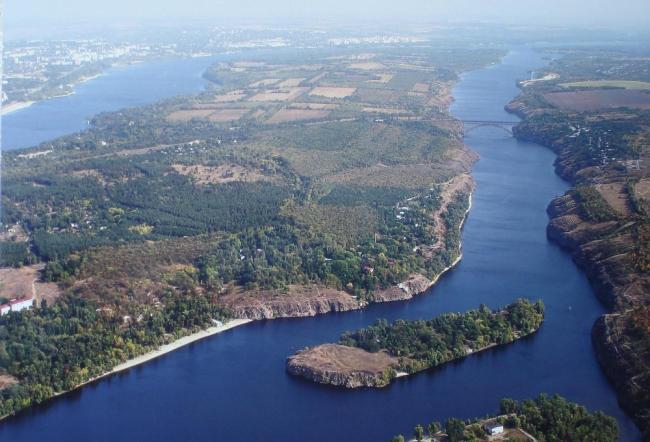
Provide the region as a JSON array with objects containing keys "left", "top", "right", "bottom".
[{"left": 0, "top": 48, "right": 641, "bottom": 441}]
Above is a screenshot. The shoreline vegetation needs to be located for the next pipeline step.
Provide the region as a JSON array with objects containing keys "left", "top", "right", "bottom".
[
  {"left": 392, "top": 394, "right": 618, "bottom": 442},
  {"left": 1, "top": 73, "right": 104, "bottom": 117},
  {"left": 0, "top": 318, "right": 251, "bottom": 421},
  {"left": 286, "top": 299, "right": 545, "bottom": 388}
]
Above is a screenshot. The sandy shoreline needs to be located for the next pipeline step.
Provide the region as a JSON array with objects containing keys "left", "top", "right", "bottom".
[
  {"left": 59, "top": 318, "right": 252, "bottom": 396},
  {"left": 1, "top": 72, "right": 103, "bottom": 117},
  {"left": 1, "top": 101, "right": 35, "bottom": 116}
]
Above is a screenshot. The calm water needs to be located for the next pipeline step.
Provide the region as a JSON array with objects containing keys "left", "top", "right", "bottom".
[
  {"left": 0, "top": 49, "right": 641, "bottom": 441},
  {"left": 1, "top": 56, "right": 220, "bottom": 151}
]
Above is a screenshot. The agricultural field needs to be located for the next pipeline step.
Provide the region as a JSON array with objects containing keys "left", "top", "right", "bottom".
[
  {"left": 561, "top": 80, "right": 650, "bottom": 90},
  {"left": 544, "top": 89, "right": 650, "bottom": 111}
]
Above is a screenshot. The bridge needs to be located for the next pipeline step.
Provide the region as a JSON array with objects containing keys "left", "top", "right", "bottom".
[
  {"left": 432, "top": 118, "right": 517, "bottom": 135},
  {"left": 460, "top": 119, "right": 517, "bottom": 135}
]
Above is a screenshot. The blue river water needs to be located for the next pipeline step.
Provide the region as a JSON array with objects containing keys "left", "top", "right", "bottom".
[
  {"left": 1, "top": 56, "right": 221, "bottom": 151},
  {"left": 0, "top": 48, "right": 641, "bottom": 441}
]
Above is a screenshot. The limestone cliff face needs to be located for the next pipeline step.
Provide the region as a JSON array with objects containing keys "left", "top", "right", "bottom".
[
  {"left": 285, "top": 344, "right": 397, "bottom": 388},
  {"left": 220, "top": 286, "right": 361, "bottom": 320},
  {"left": 373, "top": 274, "right": 433, "bottom": 303}
]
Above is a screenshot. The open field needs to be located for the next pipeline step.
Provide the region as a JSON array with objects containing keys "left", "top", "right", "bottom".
[
  {"left": 309, "top": 86, "right": 357, "bottom": 98},
  {"left": 276, "top": 77, "right": 306, "bottom": 88},
  {"left": 595, "top": 182, "right": 632, "bottom": 216},
  {"left": 167, "top": 109, "right": 215, "bottom": 121},
  {"left": 171, "top": 163, "right": 272, "bottom": 185},
  {"left": 0, "top": 264, "right": 60, "bottom": 305},
  {"left": 207, "top": 108, "right": 249, "bottom": 122},
  {"left": 249, "top": 87, "right": 309, "bottom": 102},
  {"left": 367, "top": 73, "right": 393, "bottom": 83},
  {"left": 290, "top": 102, "right": 338, "bottom": 110},
  {"left": 249, "top": 78, "right": 280, "bottom": 87},
  {"left": 266, "top": 108, "right": 331, "bottom": 124},
  {"left": 211, "top": 92, "right": 247, "bottom": 102},
  {"left": 544, "top": 89, "right": 650, "bottom": 111},
  {"left": 561, "top": 80, "right": 650, "bottom": 90},
  {"left": 348, "top": 62, "right": 385, "bottom": 70}
]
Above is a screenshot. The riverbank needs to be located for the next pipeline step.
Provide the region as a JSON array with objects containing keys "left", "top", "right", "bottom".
[
  {"left": 106, "top": 318, "right": 252, "bottom": 376},
  {"left": 506, "top": 56, "right": 650, "bottom": 438},
  {"left": 1, "top": 101, "right": 35, "bottom": 116}
]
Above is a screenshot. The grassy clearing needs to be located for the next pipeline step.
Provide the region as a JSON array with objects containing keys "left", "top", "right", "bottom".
[{"left": 561, "top": 80, "right": 650, "bottom": 90}]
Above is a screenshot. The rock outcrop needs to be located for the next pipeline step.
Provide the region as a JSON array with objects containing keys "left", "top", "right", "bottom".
[
  {"left": 219, "top": 285, "right": 362, "bottom": 320},
  {"left": 286, "top": 344, "right": 398, "bottom": 388}
]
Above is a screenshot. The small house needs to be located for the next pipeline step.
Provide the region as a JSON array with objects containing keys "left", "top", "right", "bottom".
[
  {"left": 0, "top": 297, "right": 34, "bottom": 315},
  {"left": 484, "top": 422, "right": 504, "bottom": 436}
]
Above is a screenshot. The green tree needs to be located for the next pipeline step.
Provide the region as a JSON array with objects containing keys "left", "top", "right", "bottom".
[
  {"left": 391, "top": 435, "right": 405, "bottom": 442},
  {"left": 414, "top": 424, "right": 425, "bottom": 441},
  {"left": 445, "top": 418, "right": 465, "bottom": 442},
  {"left": 428, "top": 421, "right": 441, "bottom": 437},
  {"left": 500, "top": 397, "right": 518, "bottom": 414}
]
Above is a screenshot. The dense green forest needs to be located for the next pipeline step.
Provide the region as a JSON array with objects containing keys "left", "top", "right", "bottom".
[
  {"left": 340, "top": 299, "right": 545, "bottom": 373},
  {"left": 394, "top": 394, "right": 618, "bottom": 442},
  {"left": 0, "top": 291, "right": 229, "bottom": 417}
]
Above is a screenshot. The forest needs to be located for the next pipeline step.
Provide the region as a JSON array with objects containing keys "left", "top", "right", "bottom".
[{"left": 340, "top": 299, "right": 545, "bottom": 373}]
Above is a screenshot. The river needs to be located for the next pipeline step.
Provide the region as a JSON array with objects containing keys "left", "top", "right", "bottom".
[
  {"left": 1, "top": 56, "right": 221, "bottom": 151},
  {"left": 0, "top": 48, "right": 641, "bottom": 441}
]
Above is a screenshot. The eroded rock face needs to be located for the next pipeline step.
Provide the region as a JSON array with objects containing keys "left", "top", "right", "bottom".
[
  {"left": 373, "top": 274, "right": 433, "bottom": 302},
  {"left": 220, "top": 285, "right": 361, "bottom": 320},
  {"left": 286, "top": 344, "right": 398, "bottom": 388}
]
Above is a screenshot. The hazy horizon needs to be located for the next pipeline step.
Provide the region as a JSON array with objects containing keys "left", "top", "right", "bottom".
[{"left": 5, "top": 0, "right": 650, "bottom": 40}]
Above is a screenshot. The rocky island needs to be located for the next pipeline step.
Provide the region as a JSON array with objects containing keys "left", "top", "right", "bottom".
[{"left": 287, "top": 299, "right": 545, "bottom": 388}]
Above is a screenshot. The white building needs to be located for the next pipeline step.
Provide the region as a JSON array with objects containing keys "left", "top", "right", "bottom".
[
  {"left": 484, "top": 422, "right": 504, "bottom": 436},
  {"left": 0, "top": 298, "right": 34, "bottom": 315}
]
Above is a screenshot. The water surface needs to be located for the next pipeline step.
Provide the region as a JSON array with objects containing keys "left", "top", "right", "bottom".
[
  {"left": 0, "top": 48, "right": 640, "bottom": 441},
  {"left": 2, "top": 57, "right": 218, "bottom": 151}
]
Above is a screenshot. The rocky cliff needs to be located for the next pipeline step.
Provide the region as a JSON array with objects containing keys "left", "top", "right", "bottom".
[
  {"left": 286, "top": 344, "right": 398, "bottom": 388},
  {"left": 220, "top": 285, "right": 362, "bottom": 320}
]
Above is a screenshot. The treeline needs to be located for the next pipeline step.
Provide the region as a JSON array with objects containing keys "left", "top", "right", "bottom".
[
  {"left": 0, "top": 291, "right": 229, "bottom": 418},
  {"left": 340, "top": 299, "right": 545, "bottom": 373},
  {"left": 0, "top": 242, "right": 35, "bottom": 267},
  {"left": 393, "top": 394, "right": 618, "bottom": 442}
]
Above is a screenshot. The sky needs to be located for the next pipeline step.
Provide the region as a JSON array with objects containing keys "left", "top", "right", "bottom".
[{"left": 5, "top": 0, "right": 650, "bottom": 37}]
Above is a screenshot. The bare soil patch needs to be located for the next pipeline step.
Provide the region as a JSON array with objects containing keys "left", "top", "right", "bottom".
[
  {"left": 367, "top": 73, "right": 393, "bottom": 83},
  {"left": 167, "top": 109, "right": 215, "bottom": 122},
  {"left": 290, "top": 102, "right": 338, "bottom": 110},
  {"left": 362, "top": 107, "right": 405, "bottom": 115},
  {"left": 348, "top": 62, "right": 386, "bottom": 70},
  {"left": 595, "top": 182, "right": 632, "bottom": 216},
  {"left": 0, "top": 374, "right": 18, "bottom": 390},
  {"left": 309, "top": 87, "right": 357, "bottom": 99},
  {"left": 276, "top": 78, "right": 306, "bottom": 88},
  {"left": 0, "top": 264, "right": 60, "bottom": 305},
  {"left": 171, "top": 163, "right": 271, "bottom": 185},
  {"left": 544, "top": 90, "right": 650, "bottom": 111},
  {"left": 266, "top": 109, "right": 331, "bottom": 124},
  {"left": 288, "top": 344, "right": 397, "bottom": 375},
  {"left": 207, "top": 109, "right": 250, "bottom": 122},
  {"left": 249, "top": 87, "right": 309, "bottom": 102},
  {"left": 249, "top": 78, "right": 280, "bottom": 88}
]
